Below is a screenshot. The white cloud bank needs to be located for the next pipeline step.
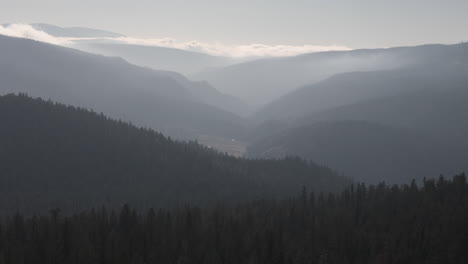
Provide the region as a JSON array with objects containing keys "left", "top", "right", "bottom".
[
  {"left": 112, "top": 37, "right": 351, "bottom": 57},
  {"left": 0, "top": 24, "right": 71, "bottom": 46},
  {"left": 0, "top": 24, "right": 350, "bottom": 57}
]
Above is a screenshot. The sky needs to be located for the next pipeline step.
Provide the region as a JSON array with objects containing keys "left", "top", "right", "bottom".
[{"left": 1, "top": 0, "right": 468, "bottom": 54}]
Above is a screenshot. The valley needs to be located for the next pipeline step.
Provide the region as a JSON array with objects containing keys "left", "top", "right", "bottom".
[{"left": 1, "top": 7, "right": 467, "bottom": 261}]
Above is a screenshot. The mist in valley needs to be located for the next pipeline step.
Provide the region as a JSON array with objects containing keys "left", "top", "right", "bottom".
[{"left": 1, "top": 1, "right": 468, "bottom": 262}]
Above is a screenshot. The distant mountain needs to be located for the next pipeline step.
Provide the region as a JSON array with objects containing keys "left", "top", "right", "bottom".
[
  {"left": 159, "top": 70, "right": 251, "bottom": 116},
  {"left": 76, "top": 42, "right": 234, "bottom": 75},
  {"left": 67, "top": 40, "right": 248, "bottom": 115},
  {"left": 74, "top": 43, "right": 249, "bottom": 114},
  {"left": 247, "top": 121, "right": 466, "bottom": 183},
  {"left": 299, "top": 79, "right": 468, "bottom": 148},
  {"left": 30, "top": 22, "right": 236, "bottom": 74},
  {"left": 18, "top": 23, "right": 236, "bottom": 76},
  {"left": 0, "top": 94, "right": 349, "bottom": 212},
  {"left": 0, "top": 35, "right": 246, "bottom": 140},
  {"left": 248, "top": 67, "right": 468, "bottom": 183},
  {"left": 27, "top": 23, "right": 247, "bottom": 113},
  {"left": 197, "top": 43, "right": 468, "bottom": 107},
  {"left": 255, "top": 61, "right": 468, "bottom": 122},
  {"left": 248, "top": 44, "right": 468, "bottom": 183},
  {"left": 30, "top": 23, "right": 125, "bottom": 38}
]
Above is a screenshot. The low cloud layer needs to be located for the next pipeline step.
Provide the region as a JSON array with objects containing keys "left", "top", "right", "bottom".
[
  {"left": 110, "top": 37, "right": 351, "bottom": 57},
  {"left": 0, "top": 24, "right": 71, "bottom": 46},
  {"left": 0, "top": 24, "right": 350, "bottom": 57}
]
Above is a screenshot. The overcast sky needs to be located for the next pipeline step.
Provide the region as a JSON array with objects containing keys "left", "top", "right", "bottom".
[{"left": 2, "top": 0, "right": 467, "bottom": 49}]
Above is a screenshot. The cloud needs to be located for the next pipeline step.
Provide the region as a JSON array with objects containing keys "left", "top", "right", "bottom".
[
  {"left": 107, "top": 37, "right": 351, "bottom": 57},
  {"left": 222, "top": 43, "right": 351, "bottom": 57},
  {"left": 0, "top": 24, "right": 71, "bottom": 46},
  {"left": 0, "top": 24, "right": 350, "bottom": 57}
]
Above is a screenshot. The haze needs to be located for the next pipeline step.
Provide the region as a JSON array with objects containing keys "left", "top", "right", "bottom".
[
  {"left": 0, "top": 2, "right": 468, "bottom": 262},
  {"left": 3, "top": 0, "right": 468, "bottom": 50}
]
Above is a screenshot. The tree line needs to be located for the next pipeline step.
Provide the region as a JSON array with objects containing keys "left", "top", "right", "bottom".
[{"left": 0, "top": 174, "right": 467, "bottom": 264}]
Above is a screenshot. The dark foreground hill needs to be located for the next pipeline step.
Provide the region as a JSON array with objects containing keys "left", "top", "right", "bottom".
[
  {"left": 0, "top": 94, "right": 348, "bottom": 213},
  {"left": 0, "top": 174, "right": 466, "bottom": 263}
]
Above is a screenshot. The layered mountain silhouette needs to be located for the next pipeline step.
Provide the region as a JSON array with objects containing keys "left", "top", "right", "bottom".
[
  {"left": 245, "top": 43, "right": 468, "bottom": 183},
  {"left": 198, "top": 43, "right": 468, "bottom": 108},
  {"left": 1, "top": 27, "right": 467, "bottom": 185},
  {"left": 255, "top": 61, "right": 468, "bottom": 122},
  {"left": 0, "top": 35, "right": 247, "bottom": 140}
]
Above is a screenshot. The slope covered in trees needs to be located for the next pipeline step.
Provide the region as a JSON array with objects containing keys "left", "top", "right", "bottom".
[
  {"left": 0, "top": 174, "right": 466, "bottom": 264},
  {"left": 247, "top": 121, "right": 466, "bottom": 183},
  {"left": 0, "top": 94, "right": 348, "bottom": 213},
  {"left": 297, "top": 82, "right": 468, "bottom": 148}
]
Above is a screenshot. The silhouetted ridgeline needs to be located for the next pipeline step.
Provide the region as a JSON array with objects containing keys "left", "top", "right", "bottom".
[
  {"left": 0, "top": 94, "right": 348, "bottom": 213},
  {"left": 0, "top": 175, "right": 466, "bottom": 264}
]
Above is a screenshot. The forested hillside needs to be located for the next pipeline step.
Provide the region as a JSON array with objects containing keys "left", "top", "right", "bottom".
[
  {"left": 247, "top": 121, "right": 466, "bottom": 183},
  {"left": 0, "top": 94, "right": 348, "bottom": 213},
  {"left": 0, "top": 174, "right": 466, "bottom": 264}
]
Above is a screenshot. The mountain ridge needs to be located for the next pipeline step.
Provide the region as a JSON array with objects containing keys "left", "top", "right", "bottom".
[
  {"left": 0, "top": 34, "right": 247, "bottom": 141},
  {"left": 0, "top": 93, "right": 349, "bottom": 212},
  {"left": 197, "top": 42, "right": 468, "bottom": 108}
]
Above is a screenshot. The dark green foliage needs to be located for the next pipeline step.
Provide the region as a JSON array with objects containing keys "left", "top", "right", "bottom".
[
  {"left": 0, "top": 94, "right": 348, "bottom": 213},
  {"left": 0, "top": 175, "right": 467, "bottom": 264}
]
